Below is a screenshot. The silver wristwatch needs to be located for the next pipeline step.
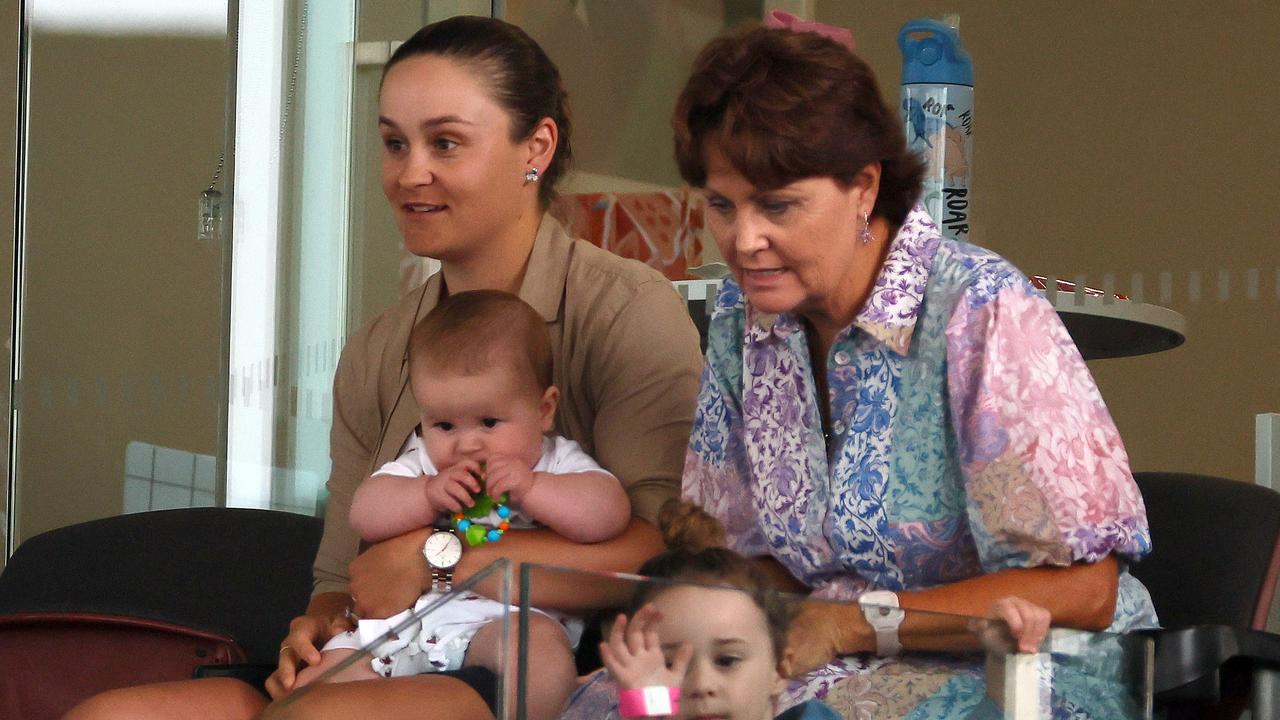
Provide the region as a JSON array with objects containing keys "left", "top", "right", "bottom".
[
  {"left": 422, "top": 530, "right": 463, "bottom": 592},
  {"left": 858, "top": 590, "right": 905, "bottom": 656}
]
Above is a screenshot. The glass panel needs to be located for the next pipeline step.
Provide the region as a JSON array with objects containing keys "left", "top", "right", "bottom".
[
  {"left": 275, "top": 558, "right": 513, "bottom": 719},
  {"left": 0, "top": 0, "right": 19, "bottom": 567},
  {"left": 11, "top": 1, "right": 232, "bottom": 545},
  {"left": 502, "top": 0, "right": 772, "bottom": 192},
  {"left": 346, "top": 0, "right": 492, "bottom": 330},
  {"left": 504, "top": 0, "right": 777, "bottom": 278},
  {"left": 518, "top": 564, "right": 1153, "bottom": 720},
  {"left": 224, "top": 0, "right": 360, "bottom": 515}
]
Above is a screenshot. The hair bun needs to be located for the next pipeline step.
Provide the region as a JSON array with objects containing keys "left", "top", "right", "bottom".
[{"left": 658, "top": 499, "right": 727, "bottom": 553}]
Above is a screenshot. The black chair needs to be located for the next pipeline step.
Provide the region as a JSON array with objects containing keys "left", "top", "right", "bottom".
[
  {"left": 1131, "top": 471, "right": 1280, "bottom": 720},
  {"left": 0, "top": 508, "right": 322, "bottom": 720}
]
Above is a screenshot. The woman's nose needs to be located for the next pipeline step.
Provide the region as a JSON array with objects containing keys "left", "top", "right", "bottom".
[
  {"left": 398, "top": 148, "right": 434, "bottom": 188},
  {"left": 731, "top": 212, "right": 770, "bottom": 256}
]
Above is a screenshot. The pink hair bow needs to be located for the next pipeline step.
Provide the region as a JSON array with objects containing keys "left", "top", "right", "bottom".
[{"left": 764, "top": 10, "right": 856, "bottom": 51}]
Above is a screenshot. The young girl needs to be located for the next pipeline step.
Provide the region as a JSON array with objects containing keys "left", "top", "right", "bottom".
[
  {"left": 587, "top": 504, "right": 1054, "bottom": 720},
  {"left": 593, "top": 505, "right": 839, "bottom": 720}
]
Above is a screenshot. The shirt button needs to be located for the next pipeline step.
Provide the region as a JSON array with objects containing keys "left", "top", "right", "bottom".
[{"left": 834, "top": 350, "right": 851, "bottom": 365}]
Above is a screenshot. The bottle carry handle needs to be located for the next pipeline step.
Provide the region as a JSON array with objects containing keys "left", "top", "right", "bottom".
[{"left": 898, "top": 19, "right": 959, "bottom": 64}]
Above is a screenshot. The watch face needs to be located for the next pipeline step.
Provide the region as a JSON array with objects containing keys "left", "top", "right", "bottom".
[{"left": 424, "top": 531, "right": 462, "bottom": 569}]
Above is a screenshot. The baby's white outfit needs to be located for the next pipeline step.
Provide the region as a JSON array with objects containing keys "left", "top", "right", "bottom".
[{"left": 322, "top": 433, "right": 610, "bottom": 678}]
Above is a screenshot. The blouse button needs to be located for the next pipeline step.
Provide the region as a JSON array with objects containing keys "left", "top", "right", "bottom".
[{"left": 833, "top": 350, "right": 851, "bottom": 365}]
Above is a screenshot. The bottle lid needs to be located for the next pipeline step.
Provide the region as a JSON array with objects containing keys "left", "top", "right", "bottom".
[{"left": 898, "top": 18, "right": 973, "bottom": 86}]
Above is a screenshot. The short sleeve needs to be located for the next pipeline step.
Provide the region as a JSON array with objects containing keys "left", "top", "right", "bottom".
[
  {"left": 946, "top": 283, "right": 1151, "bottom": 573},
  {"left": 682, "top": 281, "right": 771, "bottom": 557},
  {"left": 540, "top": 436, "right": 613, "bottom": 476},
  {"left": 372, "top": 432, "right": 433, "bottom": 478}
]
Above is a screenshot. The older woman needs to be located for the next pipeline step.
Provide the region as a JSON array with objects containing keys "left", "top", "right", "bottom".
[{"left": 674, "top": 22, "right": 1156, "bottom": 718}]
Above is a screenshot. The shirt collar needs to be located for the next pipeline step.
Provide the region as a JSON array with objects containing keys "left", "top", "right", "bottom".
[
  {"left": 747, "top": 204, "right": 941, "bottom": 355},
  {"left": 516, "top": 214, "right": 570, "bottom": 323}
]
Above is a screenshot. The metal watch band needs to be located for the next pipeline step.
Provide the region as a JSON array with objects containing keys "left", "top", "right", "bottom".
[{"left": 431, "top": 565, "right": 453, "bottom": 593}]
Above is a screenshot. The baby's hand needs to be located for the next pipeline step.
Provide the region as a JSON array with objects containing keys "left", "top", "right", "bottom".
[
  {"left": 599, "top": 604, "right": 692, "bottom": 691},
  {"left": 424, "top": 459, "right": 483, "bottom": 514},
  {"left": 484, "top": 456, "right": 537, "bottom": 506}
]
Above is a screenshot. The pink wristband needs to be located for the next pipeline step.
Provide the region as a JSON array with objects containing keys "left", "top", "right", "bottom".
[{"left": 618, "top": 686, "right": 681, "bottom": 717}]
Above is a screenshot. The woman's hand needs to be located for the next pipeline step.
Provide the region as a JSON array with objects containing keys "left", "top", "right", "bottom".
[
  {"left": 599, "top": 605, "right": 692, "bottom": 690},
  {"left": 976, "top": 596, "right": 1053, "bottom": 655},
  {"left": 782, "top": 601, "right": 866, "bottom": 677},
  {"left": 348, "top": 527, "right": 432, "bottom": 618},
  {"left": 264, "top": 594, "right": 353, "bottom": 698}
]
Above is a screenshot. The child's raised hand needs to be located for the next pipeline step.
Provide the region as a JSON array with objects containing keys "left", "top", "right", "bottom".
[
  {"left": 484, "top": 455, "right": 537, "bottom": 506},
  {"left": 599, "top": 604, "right": 692, "bottom": 691},
  {"left": 424, "top": 459, "right": 483, "bottom": 514}
]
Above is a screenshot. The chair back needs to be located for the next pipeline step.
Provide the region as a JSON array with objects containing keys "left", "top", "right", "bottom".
[
  {"left": 1131, "top": 472, "right": 1280, "bottom": 630},
  {"left": 0, "top": 612, "right": 245, "bottom": 720},
  {"left": 0, "top": 507, "right": 323, "bottom": 663}
]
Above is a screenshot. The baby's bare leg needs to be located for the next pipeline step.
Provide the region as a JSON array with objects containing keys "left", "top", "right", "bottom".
[
  {"left": 465, "top": 614, "right": 576, "bottom": 720},
  {"left": 294, "top": 648, "right": 380, "bottom": 688}
]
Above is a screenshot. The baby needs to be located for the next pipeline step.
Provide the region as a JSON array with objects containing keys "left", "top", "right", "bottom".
[
  {"left": 599, "top": 544, "right": 838, "bottom": 720},
  {"left": 297, "top": 289, "right": 631, "bottom": 720}
]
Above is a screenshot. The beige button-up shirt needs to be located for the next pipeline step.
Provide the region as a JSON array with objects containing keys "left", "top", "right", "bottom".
[{"left": 312, "top": 217, "right": 704, "bottom": 595}]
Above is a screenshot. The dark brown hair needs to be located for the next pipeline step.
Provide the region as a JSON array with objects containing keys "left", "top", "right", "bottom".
[
  {"left": 631, "top": 501, "right": 793, "bottom": 660},
  {"left": 408, "top": 290, "right": 553, "bottom": 393},
  {"left": 672, "top": 24, "right": 923, "bottom": 227},
  {"left": 384, "top": 16, "right": 572, "bottom": 208}
]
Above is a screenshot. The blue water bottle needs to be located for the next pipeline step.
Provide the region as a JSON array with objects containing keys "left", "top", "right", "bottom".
[{"left": 899, "top": 18, "right": 974, "bottom": 243}]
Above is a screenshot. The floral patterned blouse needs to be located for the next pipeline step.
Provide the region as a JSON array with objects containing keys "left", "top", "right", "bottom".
[
  {"left": 562, "top": 206, "right": 1159, "bottom": 720},
  {"left": 683, "top": 203, "right": 1158, "bottom": 633}
]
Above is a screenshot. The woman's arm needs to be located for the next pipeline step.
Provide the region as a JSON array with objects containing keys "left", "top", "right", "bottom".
[
  {"left": 347, "top": 517, "right": 666, "bottom": 618},
  {"left": 586, "top": 281, "right": 705, "bottom": 525},
  {"left": 900, "top": 555, "right": 1118, "bottom": 635},
  {"left": 787, "top": 556, "right": 1118, "bottom": 674}
]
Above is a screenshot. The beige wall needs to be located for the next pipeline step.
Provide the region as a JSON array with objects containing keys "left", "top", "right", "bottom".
[
  {"left": 818, "top": 1, "right": 1280, "bottom": 483},
  {"left": 13, "top": 32, "right": 228, "bottom": 544}
]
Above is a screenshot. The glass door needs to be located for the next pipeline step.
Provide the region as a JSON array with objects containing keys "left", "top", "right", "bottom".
[{"left": 8, "top": 1, "right": 234, "bottom": 551}]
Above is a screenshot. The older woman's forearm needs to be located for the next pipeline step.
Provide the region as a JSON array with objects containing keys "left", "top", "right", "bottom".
[
  {"left": 816, "top": 556, "right": 1121, "bottom": 657},
  {"left": 900, "top": 555, "right": 1119, "bottom": 633}
]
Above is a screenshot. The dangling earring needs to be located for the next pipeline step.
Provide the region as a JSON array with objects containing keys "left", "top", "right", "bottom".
[
  {"left": 859, "top": 209, "right": 874, "bottom": 245},
  {"left": 525, "top": 166, "right": 541, "bottom": 183}
]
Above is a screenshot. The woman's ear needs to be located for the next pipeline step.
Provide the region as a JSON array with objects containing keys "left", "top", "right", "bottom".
[
  {"left": 526, "top": 117, "right": 558, "bottom": 175},
  {"left": 539, "top": 386, "right": 560, "bottom": 432},
  {"left": 851, "top": 160, "right": 882, "bottom": 217}
]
